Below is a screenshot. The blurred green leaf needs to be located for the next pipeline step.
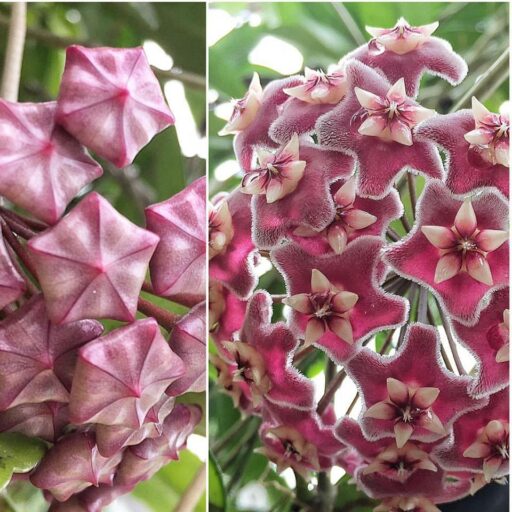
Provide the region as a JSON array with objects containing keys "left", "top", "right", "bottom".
[{"left": 209, "top": 452, "right": 226, "bottom": 510}]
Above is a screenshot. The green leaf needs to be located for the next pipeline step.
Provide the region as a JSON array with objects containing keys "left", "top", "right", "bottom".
[
  {"left": 0, "top": 433, "right": 47, "bottom": 491},
  {"left": 208, "top": 452, "right": 226, "bottom": 509}
]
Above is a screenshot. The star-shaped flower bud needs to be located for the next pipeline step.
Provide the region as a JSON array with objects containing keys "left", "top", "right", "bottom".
[
  {"left": 56, "top": 46, "right": 174, "bottom": 168},
  {"left": 283, "top": 268, "right": 359, "bottom": 347},
  {"left": 28, "top": 192, "right": 159, "bottom": 323},
  {"left": 348, "top": 324, "right": 486, "bottom": 447},
  {"left": 292, "top": 178, "right": 401, "bottom": 255},
  {"left": 316, "top": 61, "right": 443, "bottom": 198},
  {"left": 0, "top": 101, "right": 102, "bottom": 224},
  {"left": 166, "top": 302, "right": 206, "bottom": 395},
  {"left": 0, "top": 402, "right": 68, "bottom": 443},
  {"left": 116, "top": 404, "right": 201, "bottom": 488},
  {"left": 219, "top": 73, "right": 263, "bottom": 136},
  {"left": 209, "top": 190, "right": 258, "bottom": 299},
  {"left": 451, "top": 288, "right": 509, "bottom": 398},
  {"left": 95, "top": 395, "right": 175, "bottom": 458},
  {"left": 240, "top": 291, "right": 315, "bottom": 409},
  {"left": 337, "top": 417, "right": 438, "bottom": 485},
  {"left": 270, "top": 68, "right": 348, "bottom": 142},
  {"left": 434, "top": 388, "right": 508, "bottom": 483},
  {"left": 374, "top": 496, "right": 441, "bottom": 512},
  {"left": 416, "top": 101, "right": 509, "bottom": 199},
  {"left": 260, "top": 403, "right": 345, "bottom": 477},
  {"left": 0, "top": 295, "right": 103, "bottom": 411},
  {"left": 30, "top": 432, "right": 122, "bottom": 502},
  {"left": 69, "top": 318, "right": 184, "bottom": 429},
  {"left": 385, "top": 181, "right": 509, "bottom": 324},
  {"left": 224, "top": 75, "right": 303, "bottom": 170},
  {"left": 209, "top": 199, "right": 234, "bottom": 260},
  {"left": 0, "top": 232, "right": 25, "bottom": 310},
  {"left": 464, "top": 98, "right": 509, "bottom": 168},
  {"left": 344, "top": 18, "right": 467, "bottom": 97},
  {"left": 355, "top": 78, "right": 435, "bottom": 146},
  {"left": 421, "top": 199, "right": 508, "bottom": 286},
  {"left": 241, "top": 134, "right": 307, "bottom": 203},
  {"left": 209, "top": 280, "right": 246, "bottom": 345},
  {"left": 146, "top": 176, "right": 206, "bottom": 306},
  {"left": 251, "top": 141, "right": 355, "bottom": 250},
  {"left": 273, "top": 236, "right": 407, "bottom": 363}
]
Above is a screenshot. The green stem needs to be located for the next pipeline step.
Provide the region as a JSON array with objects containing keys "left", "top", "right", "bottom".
[{"left": 331, "top": 2, "right": 366, "bottom": 46}]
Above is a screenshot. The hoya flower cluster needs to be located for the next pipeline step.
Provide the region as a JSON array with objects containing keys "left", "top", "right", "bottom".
[
  {"left": 0, "top": 45, "right": 205, "bottom": 510},
  {"left": 211, "top": 18, "right": 509, "bottom": 510}
]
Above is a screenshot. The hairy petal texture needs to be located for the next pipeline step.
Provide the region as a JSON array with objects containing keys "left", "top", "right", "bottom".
[
  {"left": 69, "top": 318, "right": 184, "bottom": 429},
  {"left": 316, "top": 61, "right": 444, "bottom": 198},
  {"left": 385, "top": 180, "right": 509, "bottom": 325},
  {"left": 272, "top": 236, "right": 407, "bottom": 363},
  {"left": 451, "top": 288, "right": 509, "bottom": 398},
  {"left": 116, "top": 404, "right": 201, "bottom": 488},
  {"left": 0, "top": 295, "right": 103, "bottom": 411},
  {"left": 166, "top": 301, "right": 206, "bottom": 395},
  {"left": 0, "top": 101, "right": 103, "bottom": 224},
  {"left": 56, "top": 45, "right": 174, "bottom": 168},
  {"left": 434, "top": 388, "right": 509, "bottom": 481},
  {"left": 209, "top": 190, "right": 259, "bottom": 299},
  {"left": 252, "top": 141, "right": 355, "bottom": 249},
  {"left": 347, "top": 324, "right": 487, "bottom": 447},
  {"left": 30, "top": 432, "right": 122, "bottom": 502},
  {"left": 343, "top": 20, "right": 467, "bottom": 97},
  {"left": 0, "top": 401, "right": 68, "bottom": 443},
  {"left": 240, "top": 291, "right": 315, "bottom": 409},
  {"left": 416, "top": 110, "right": 509, "bottom": 199},
  {"left": 145, "top": 177, "right": 206, "bottom": 306},
  {"left": 0, "top": 232, "right": 25, "bottom": 309},
  {"left": 209, "top": 280, "right": 246, "bottom": 345},
  {"left": 28, "top": 192, "right": 159, "bottom": 324},
  {"left": 291, "top": 179, "right": 403, "bottom": 256},
  {"left": 231, "top": 76, "right": 303, "bottom": 171}
]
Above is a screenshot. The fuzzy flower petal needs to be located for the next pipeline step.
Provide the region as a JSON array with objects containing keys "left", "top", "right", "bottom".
[
  {"left": 344, "top": 18, "right": 467, "bottom": 97},
  {"left": 347, "top": 323, "right": 487, "bottom": 446},
  {"left": 385, "top": 180, "right": 509, "bottom": 325},
  {"left": 0, "top": 100, "right": 102, "bottom": 224},
  {"left": 273, "top": 236, "right": 408, "bottom": 363},
  {"left": 316, "top": 61, "right": 443, "bottom": 198},
  {"left": 146, "top": 177, "right": 206, "bottom": 306},
  {"left": 28, "top": 192, "right": 159, "bottom": 324},
  {"left": 56, "top": 46, "right": 174, "bottom": 168},
  {"left": 69, "top": 318, "right": 184, "bottom": 428},
  {"left": 0, "top": 295, "right": 103, "bottom": 410},
  {"left": 209, "top": 190, "right": 259, "bottom": 299}
]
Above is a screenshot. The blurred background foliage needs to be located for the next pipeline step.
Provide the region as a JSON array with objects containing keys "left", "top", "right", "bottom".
[
  {"left": 0, "top": 2, "right": 206, "bottom": 512},
  {"left": 208, "top": 2, "right": 509, "bottom": 512}
]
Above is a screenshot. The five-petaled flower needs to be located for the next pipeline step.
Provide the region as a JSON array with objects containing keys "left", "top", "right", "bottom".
[
  {"left": 209, "top": 200, "right": 234, "bottom": 259},
  {"left": 284, "top": 67, "right": 347, "bottom": 105}
]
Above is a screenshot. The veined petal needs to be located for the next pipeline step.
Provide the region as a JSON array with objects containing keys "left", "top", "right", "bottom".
[
  {"left": 304, "top": 317, "right": 326, "bottom": 345},
  {"left": 476, "top": 229, "right": 509, "bottom": 252},
  {"left": 327, "top": 224, "right": 348, "bottom": 254},
  {"left": 418, "top": 411, "right": 446, "bottom": 435},
  {"left": 415, "top": 459, "right": 438, "bottom": 472},
  {"left": 412, "top": 387, "right": 440, "bottom": 409},
  {"left": 311, "top": 269, "right": 332, "bottom": 293},
  {"left": 282, "top": 293, "right": 314, "bottom": 314},
  {"left": 334, "top": 177, "right": 357, "bottom": 207},
  {"left": 483, "top": 455, "right": 503, "bottom": 482},
  {"left": 466, "top": 252, "right": 493, "bottom": 286},
  {"left": 387, "top": 378, "right": 409, "bottom": 405},
  {"left": 434, "top": 253, "right": 462, "bottom": 283},
  {"left": 421, "top": 225, "right": 457, "bottom": 249},
  {"left": 283, "top": 84, "right": 310, "bottom": 103},
  {"left": 496, "top": 343, "right": 509, "bottom": 363},
  {"left": 354, "top": 87, "right": 382, "bottom": 110},
  {"left": 265, "top": 179, "right": 284, "bottom": 204},
  {"left": 281, "top": 133, "right": 301, "bottom": 161},
  {"left": 281, "top": 160, "right": 307, "bottom": 181},
  {"left": 394, "top": 422, "right": 414, "bottom": 448},
  {"left": 364, "top": 401, "right": 396, "bottom": 420},
  {"left": 471, "top": 96, "right": 490, "bottom": 125},
  {"left": 365, "top": 25, "right": 388, "bottom": 38},
  {"left": 454, "top": 199, "right": 477, "bottom": 237},
  {"left": 390, "top": 120, "right": 413, "bottom": 146},
  {"left": 358, "top": 116, "right": 387, "bottom": 137},
  {"left": 344, "top": 209, "right": 377, "bottom": 230},
  {"left": 328, "top": 316, "right": 354, "bottom": 344},
  {"left": 332, "top": 290, "right": 359, "bottom": 312},
  {"left": 464, "top": 128, "right": 492, "bottom": 146},
  {"left": 387, "top": 78, "right": 406, "bottom": 102}
]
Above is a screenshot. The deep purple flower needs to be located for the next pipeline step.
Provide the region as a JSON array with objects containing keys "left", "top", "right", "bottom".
[
  {"left": 56, "top": 46, "right": 174, "bottom": 168},
  {"left": 316, "top": 61, "right": 443, "bottom": 198},
  {"left": 0, "top": 100, "right": 102, "bottom": 224},
  {"left": 28, "top": 192, "right": 159, "bottom": 323}
]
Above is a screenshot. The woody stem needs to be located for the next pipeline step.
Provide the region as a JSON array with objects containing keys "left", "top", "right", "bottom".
[{"left": 136, "top": 297, "right": 180, "bottom": 333}]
